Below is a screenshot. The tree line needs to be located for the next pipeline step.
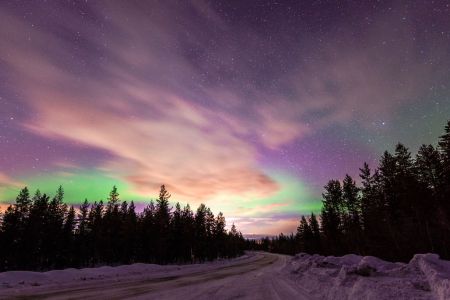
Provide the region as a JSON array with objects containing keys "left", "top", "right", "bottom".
[
  {"left": 0, "top": 185, "right": 245, "bottom": 271},
  {"left": 247, "top": 121, "right": 450, "bottom": 262}
]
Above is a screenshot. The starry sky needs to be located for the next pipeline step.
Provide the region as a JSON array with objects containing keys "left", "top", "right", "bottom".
[{"left": 0, "top": 1, "right": 449, "bottom": 234}]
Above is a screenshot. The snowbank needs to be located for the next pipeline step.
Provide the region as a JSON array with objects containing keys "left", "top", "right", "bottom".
[
  {"left": 285, "top": 253, "right": 450, "bottom": 300},
  {"left": 0, "top": 263, "right": 169, "bottom": 290},
  {"left": 0, "top": 254, "right": 252, "bottom": 291}
]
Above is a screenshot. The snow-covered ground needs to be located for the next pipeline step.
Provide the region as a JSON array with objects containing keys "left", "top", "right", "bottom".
[
  {"left": 285, "top": 253, "right": 450, "bottom": 300},
  {"left": 0, "top": 254, "right": 255, "bottom": 292},
  {"left": 1, "top": 252, "right": 449, "bottom": 299}
]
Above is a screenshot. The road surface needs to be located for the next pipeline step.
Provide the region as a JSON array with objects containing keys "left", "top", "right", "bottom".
[{"left": 1, "top": 253, "right": 313, "bottom": 299}]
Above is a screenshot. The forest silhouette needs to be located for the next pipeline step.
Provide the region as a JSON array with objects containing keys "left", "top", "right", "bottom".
[
  {"left": 247, "top": 121, "right": 450, "bottom": 262},
  {"left": 0, "top": 185, "right": 245, "bottom": 271}
]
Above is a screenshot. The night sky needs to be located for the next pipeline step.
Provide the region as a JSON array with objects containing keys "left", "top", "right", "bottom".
[{"left": 1, "top": 1, "right": 449, "bottom": 234}]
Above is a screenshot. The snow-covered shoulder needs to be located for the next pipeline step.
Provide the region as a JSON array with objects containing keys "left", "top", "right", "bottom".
[
  {"left": 284, "top": 252, "right": 450, "bottom": 300},
  {"left": 0, "top": 253, "right": 254, "bottom": 292}
]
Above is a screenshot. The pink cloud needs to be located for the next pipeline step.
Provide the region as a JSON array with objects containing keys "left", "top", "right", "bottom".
[
  {"left": 229, "top": 216, "right": 299, "bottom": 235},
  {"left": 0, "top": 9, "right": 279, "bottom": 203},
  {"left": 0, "top": 173, "right": 23, "bottom": 189}
]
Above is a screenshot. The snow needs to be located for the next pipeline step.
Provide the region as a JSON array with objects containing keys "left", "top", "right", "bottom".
[
  {"left": 0, "top": 254, "right": 253, "bottom": 292},
  {"left": 1, "top": 252, "right": 449, "bottom": 299},
  {"left": 0, "top": 264, "right": 167, "bottom": 289},
  {"left": 285, "top": 252, "right": 450, "bottom": 300}
]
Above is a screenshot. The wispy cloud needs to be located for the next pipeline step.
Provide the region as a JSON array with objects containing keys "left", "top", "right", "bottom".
[
  {"left": 0, "top": 172, "right": 23, "bottom": 189},
  {"left": 229, "top": 216, "right": 300, "bottom": 235},
  {"left": 0, "top": 172, "right": 24, "bottom": 206},
  {"left": 0, "top": 4, "right": 280, "bottom": 202}
]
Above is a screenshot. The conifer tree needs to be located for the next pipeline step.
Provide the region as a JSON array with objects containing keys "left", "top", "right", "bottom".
[
  {"left": 124, "top": 200, "right": 138, "bottom": 262},
  {"left": 47, "top": 186, "right": 67, "bottom": 267},
  {"left": 76, "top": 199, "right": 90, "bottom": 266},
  {"left": 181, "top": 204, "right": 195, "bottom": 261},
  {"left": 140, "top": 200, "right": 156, "bottom": 262},
  {"left": 321, "top": 180, "right": 343, "bottom": 254},
  {"left": 77, "top": 199, "right": 90, "bottom": 236},
  {"left": 0, "top": 205, "right": 20, "bottom": 270},
  {"left": 342, "top": 175, "right": 362, "bottom": 253},
  {"left": 108, "top": 186, "right": 120, "bottom": 208},
  {"left": 296, "top": 216, "right": 312, "bottom": 253},
  {"left": 438, "top": 121, "right": 450, "bottom": 213},
  {"left": 61, "top": 206, "right": 76, "bottom": 266},
  {"left": 309, "top": 213, "right": 321, "bottom": 253},
  {"left": 15, "top": 187, "right": 31, "bottom": 217},
  {"left": 438, "top": 120, "right": 450, "bottom": 164},
  {"left": 170, "top": 202, "right": 183, "bottom": 261},
  {"left": 194, "top": 204, "right": 208, "bottom": 261},
  {"left": 155, "top": 185, "right": 171, "bottom": 262},
  {"left": 416, "top": 144, "right": 443, "bottom": 193},
  {"left": 214, "top": 212, "right": 227, "bottom": 257}
]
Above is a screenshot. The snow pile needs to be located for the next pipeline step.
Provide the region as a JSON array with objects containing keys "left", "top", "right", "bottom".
[
  {"left": 0, "top": 254, "right": 252, "bottom": 291},
  {"left": 0, "top": 263, "right": 169, "bottom": 289},
  {"left": 285, "top": 253, "right": 450, "bottom": 300}
]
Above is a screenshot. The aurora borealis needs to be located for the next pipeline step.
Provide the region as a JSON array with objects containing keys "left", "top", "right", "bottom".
[{"left": 0, "top": 1, "right": 449, "bottom": 234}]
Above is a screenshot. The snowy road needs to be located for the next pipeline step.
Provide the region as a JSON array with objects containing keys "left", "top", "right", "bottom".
[{"left": 1, "top": 252, "right": 312, "bottom": 300}]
